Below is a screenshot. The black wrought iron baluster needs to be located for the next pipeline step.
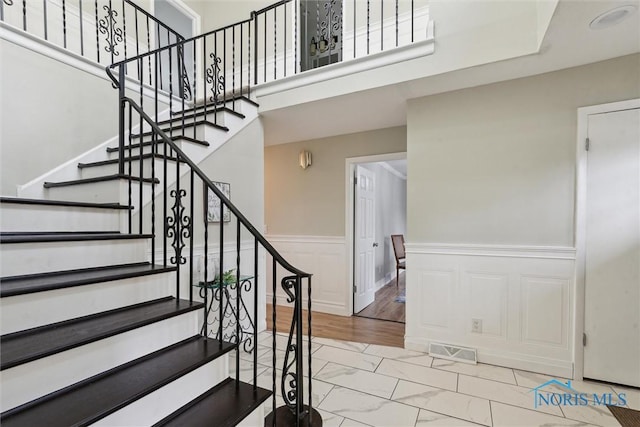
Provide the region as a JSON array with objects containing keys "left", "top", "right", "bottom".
[
  {"left": 168, "top": 43, "right": 173, "bottom": 154},
  {"left": 118, "top": 65, "right": 126, "bottom": 175},
  {"left": 271, "top": 258, "right": 277, "bottom": 427},
  {"left": 380, "top": 0, "right": 383, "bottom": 51},
  {"left": 263, "top": 12, "right": 266, "bottom": 83},
  {"left": 21, "top": 0, "right": 25, "bottom": 31},
  {"left": 203, "top": 187, "right": 209, "bottom": 336},
  {"left": 235, "top": 220, "right": 241, "bottom": 384},
  {"left": 253, "top": 236, "right": 258, "bottom": 390},
  {"left": 138, "top": 57, "right": 144, "bottom": 235},
  {"left": 189, "top": 170, "right": 194, "bottom": 303},
  {"left": 157, "top": 25, "right": 163, "bottom": 91},
  {"left": 308, "top": 275, "right": 313, "bottom": 426},
  {"left": 395, "top": 0, "right": 399, "bottom": 47},
  {"left": 240, "top": 24, "right": 243, "bottom": 99},
  {"left": 367, "top": 0, "right": 370, "bottom": 54},
  {"left": 329, "top": 0, "right": 333, "bottom": 64},
  {"left": 152, "top": 52, "right": 159, "bottom": 266},
  {"left": 273, "top": 8, "right": 277, "bottom": 80},
  {"left": 127, "top": 101, "right": 132, "bottom": 234},
  {"left": 283, "top": 5, "right": 287, "bottom": 76},
  {"left": 79, "top": 0, "right": 84, "bottom": 55},
  {"left": 218, "top": 197, "right": 224, "bottom": 348},
  {"left": 192, "top": 41, "right": 197, "bottom": 140},
  {"left": 353, "top": 0, "right": 356, "bottom": 58},
  {"left": 294, "top": 1, "right": 297, "bottom": 74},
  {"left": 248, "top": 19, "right": 252, "bottom": 95},
  {"left": 95, "top": 0, "right": 99, "bottom": 62},
  {"left": 296, "top": 275, "right": 304, "bottom": 424},
  {"left": 253, "top": 12, "right": 258, "bottom": 86},
  {"left": 232, "top": 25, "right": 236, "bottom": 111},
  {"left": 42, "top": 0, "right": 47, "bottom": 40},
  {"left": 179, "top": 43, "right": 185, "bottom": 138},
  {"left": 62, "top": 0, "right": 67, "bottom": 48},
  {"left": 203, "top": 36, "right": 208, "bottom": 122},
  {"left": 146, "top": 16, "right": 151, "bottom": 84},
  {"left": 121, "top": 0, "right": 127, "bottom": 60},
  {"left": 108, "top": 0, "right": 114, "bottom": 62},
  {"left": 223, "top": 29, "right": 227, "bottom": 112}
]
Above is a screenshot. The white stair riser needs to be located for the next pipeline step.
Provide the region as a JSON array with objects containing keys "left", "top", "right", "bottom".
[
  {"left": 44, "top": 179, "right": 155, "bottom": 206},
  {"left": 0, "top": 204, "right": 123, "bottom": 232},
  {"left": 0, "top": 311, "right": 202, "bottom": 412},
  {"left": 0, "top": 272, "right": 175, "bottom": 335},
  {"left": 80, "top": 158, "right": 179, "bottom": 181},
  {"left": 0, "top": 239, "right": 148, "bottom": 276},
  {"left": 166, "top": 109, "right": 228, "bottom": 127},
  {"left": 94, "top": 354, "right": 229, "bottom": 426},
  {"left": 106, "top": 143, "right": 208, "bottom": 164}
]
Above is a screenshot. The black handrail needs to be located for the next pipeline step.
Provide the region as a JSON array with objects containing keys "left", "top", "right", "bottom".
[{"left": 122, "top": 96, "right": 310, "bottom": 278}]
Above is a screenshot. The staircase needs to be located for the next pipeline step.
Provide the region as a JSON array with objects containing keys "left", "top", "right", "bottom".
[{"left": 0, "top": 103, "right": 273, "bottom": 426}]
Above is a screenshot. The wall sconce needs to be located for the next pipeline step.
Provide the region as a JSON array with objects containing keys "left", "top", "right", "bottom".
[
  {"left": 309, "top": 37, "right": 317, "bottom": 56},
  {"left": 299, "top": 150, "right": 312, "bottom": 170}
]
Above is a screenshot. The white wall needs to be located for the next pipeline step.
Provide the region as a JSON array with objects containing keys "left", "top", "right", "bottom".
[
  {"left": 404, "top": 54, "right": 640, "bottom": 377},
  {"left": 0, "top": 40, "right": 121, "bottom": 195}
]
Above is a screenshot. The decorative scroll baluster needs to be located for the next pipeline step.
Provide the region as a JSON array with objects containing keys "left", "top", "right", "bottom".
[
  {"left": 206, "top": 53, "right": 224, "bottom": 106},
  {"left": 166, "top": 189, "right": 191, "bottom": 267},
  {"left": 99, "top": 3, "right": 124, "bottom": 60}
]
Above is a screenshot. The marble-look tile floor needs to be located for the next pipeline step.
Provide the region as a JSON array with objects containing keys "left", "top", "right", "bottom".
[{"left": 230, "top": 332, "right": 638, "bottom": 426}]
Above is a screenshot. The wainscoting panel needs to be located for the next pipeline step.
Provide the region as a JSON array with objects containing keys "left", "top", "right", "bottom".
[
  {"left": 405, "top": 243, "right": 576, "bottom": 378},
  {"left": 265, "top": 235, "right": 349, "bottom": 316}
]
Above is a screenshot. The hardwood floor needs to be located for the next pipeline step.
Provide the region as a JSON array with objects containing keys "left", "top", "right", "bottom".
[
  {"left": 266, "top": 304, "right": 405, "bottom": 348},
  {"left": 355, "top": 272, "right": 405, "bottom": 323}
]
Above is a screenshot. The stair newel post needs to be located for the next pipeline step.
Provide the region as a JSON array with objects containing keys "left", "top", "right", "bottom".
[
  {"left": 295, "top": 275, "right": 304, "bottom": 426},
  {"left": 307, "top": 275, "right": 313, "bottom": 427}
]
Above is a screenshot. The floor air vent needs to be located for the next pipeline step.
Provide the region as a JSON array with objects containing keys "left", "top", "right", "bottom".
[{"left": 429, "top": 342, "right": 478, "bottom": 364}]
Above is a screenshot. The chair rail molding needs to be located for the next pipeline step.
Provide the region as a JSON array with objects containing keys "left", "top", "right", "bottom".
[{"left": 266, "top": 235, "right": 349, "bottom": 316}]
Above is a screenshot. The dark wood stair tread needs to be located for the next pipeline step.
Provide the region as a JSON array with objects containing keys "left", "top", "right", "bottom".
[
  {"left": 43, "top": 174, "right": 159, "bottom": 188},
  {"left": 0, "top": 232, "right": 152, "bottom": 244},
  {"left": 106, "top": 136, "right": 209, "bottom": 153},
  {"left": 0, "top": 263, "right": 176, "bottom": 297},
  {"left": 174, "top": 95, "right": 258, "bottom": 116},
  {"left": 0, "top": 336, "right": 235, "bottom": 427},
  {"left": 131, "top": 120, "right": 229, "bottom": 138},
  {"left": 161, "top": 106, "right": 245, "bottom": 125},
  {"left": 78, "top": 153, "right": 184, "bottom": 169},
  {"left": 154, "top": 377, "right": 271, "bottom": 427},
  {"left": 0, "top": 197, "right": 131, "bottom": 210},
  {"left": 0, "top": 297, "right": 204, "bottom": 370}
]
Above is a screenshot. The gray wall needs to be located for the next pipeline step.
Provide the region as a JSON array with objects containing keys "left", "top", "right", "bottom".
[
  {"left": 407, "top": 54, "right": 640, "bottom": 247},
  {"left": 265, "top": 126, "right": 407, "bottom": 236},
  {"left": 1, "top": 40, "right": 120, "bottom": 195},
  {"left": 362, "top": 162, "right": 407, "bottom": 284}
]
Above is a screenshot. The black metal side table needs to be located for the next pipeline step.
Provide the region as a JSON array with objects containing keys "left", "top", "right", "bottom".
[{"left": 194, "top": 275, "right": 256, "bottom": 353}]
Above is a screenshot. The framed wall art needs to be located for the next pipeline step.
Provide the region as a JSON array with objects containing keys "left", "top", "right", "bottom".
[{"left": 205, "top": 181, "right": 231, "bottom": 222}]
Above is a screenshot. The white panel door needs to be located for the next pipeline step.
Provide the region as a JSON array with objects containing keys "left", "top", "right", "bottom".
[
  {"left": 354, "top": 166, "right": 376, "bottom": 313},
  {"left": 584, "top": 108, "right": 640, "bottom": 387}
]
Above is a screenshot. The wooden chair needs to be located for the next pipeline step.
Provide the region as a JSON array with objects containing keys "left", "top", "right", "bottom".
[{"left": 391, "top": 234, "right": 406, "bottom": 288}]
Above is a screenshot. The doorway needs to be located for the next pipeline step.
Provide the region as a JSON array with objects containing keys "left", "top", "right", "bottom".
[
  {"left": 576, "top": 99, "right": 640, "bottom": 387},
  {"left": 152, "top": 0, "right": 200, "bottom": 95},
  {"left": 346, "top": 153, "right": 407, "bottom": 324}
]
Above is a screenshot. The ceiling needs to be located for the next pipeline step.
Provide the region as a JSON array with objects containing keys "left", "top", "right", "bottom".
[{"left": 261, "top": 0, "right": 640, "bottom": 145}]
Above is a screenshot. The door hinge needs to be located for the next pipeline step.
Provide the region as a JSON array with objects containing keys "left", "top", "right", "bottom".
[
  {"left": 585, "top": 138, "right": 590, "bottom": 151},
  {"left": 354, "top": 176, "right": 358, "bottom": 185},
  {"left": 353, "top": 284, "right": 357, "bottom": 293},
  {"left": 583, "top": 332, "right": 587, "bottom": 347}
]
